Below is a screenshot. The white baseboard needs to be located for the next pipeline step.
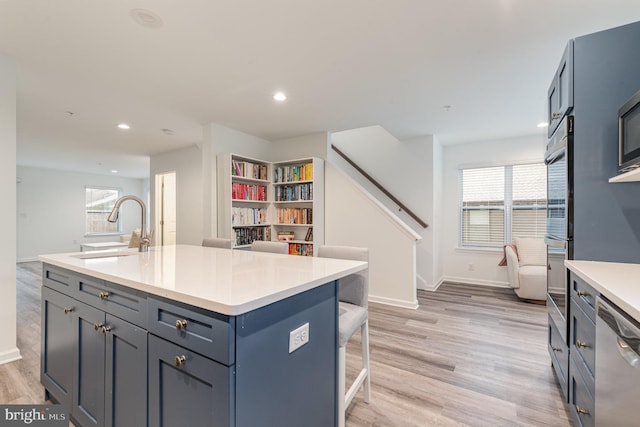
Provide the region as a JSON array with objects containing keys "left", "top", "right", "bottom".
[
  {"left": 440, "top": 275, "right": 511, "bottom": 289},
  {"left": 369, "top": 294, "right": 419, "bottom": 310},
  {"left": 0, "top": 348, "right": 22, "bottom": 365},
  {"left": 17, "top": 257, "right": 39, "bottom": 263}
]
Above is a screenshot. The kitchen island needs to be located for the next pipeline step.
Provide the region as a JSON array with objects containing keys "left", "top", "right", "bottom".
[{"left": 39, "top": 244, "right": 367, "bottom": 427}]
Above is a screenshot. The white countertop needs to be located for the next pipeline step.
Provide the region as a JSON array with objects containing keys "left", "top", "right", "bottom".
[
  {"left": 566, "top": 260, "right": 640, "bottom": 321},
  {"left": 39, "top": 244, "right": 367, "bottom": 315}
]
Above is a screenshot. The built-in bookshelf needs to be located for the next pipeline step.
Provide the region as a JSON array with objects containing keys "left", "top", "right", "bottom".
[
  {"left": 217, "top": 154, "right": 272, "bottom": 249},
  {"left": 217, "top": 154, "right": 324, "bottom": 255}
]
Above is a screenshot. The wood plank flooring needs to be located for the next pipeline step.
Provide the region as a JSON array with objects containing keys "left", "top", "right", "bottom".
[
  {"left": 4, "top": 262, "right": 572, "bottom": 426},
  {"left": 344, "top": 283, "right": 573, "bottom": 426}
]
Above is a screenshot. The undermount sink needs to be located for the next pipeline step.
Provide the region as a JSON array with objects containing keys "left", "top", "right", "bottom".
[{"left": 71, "top": 251, "right": 139, "bottom": 260}]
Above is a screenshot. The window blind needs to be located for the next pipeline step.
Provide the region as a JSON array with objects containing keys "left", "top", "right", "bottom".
[
  {"left": 460, "top": 166, "right": 505, "bottom": 247},
  {"left": 460, "top": 163, "right": 547, "bottom": 247},
  {"left": 85, "top": 187, "right": 120, "bottom": 234},
  {"left": 512, "top": 163, "right": 547, "bottom": 239}
]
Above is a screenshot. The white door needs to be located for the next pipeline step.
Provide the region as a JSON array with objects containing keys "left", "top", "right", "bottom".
[{"left": 155, "top": 172, "right": 177, "bottom": 245}]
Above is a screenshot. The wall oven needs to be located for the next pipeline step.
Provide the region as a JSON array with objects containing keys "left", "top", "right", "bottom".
[{"left": 545, "top": 115, "right": 574, "bottom": 343}]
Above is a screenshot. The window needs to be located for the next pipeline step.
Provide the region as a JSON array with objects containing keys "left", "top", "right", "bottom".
[
  {"left": 85, "top": 187, "right": 120, "bottom": 235},
  {"left": 459, "top": 163, "right": 546, "bottom": 248}
]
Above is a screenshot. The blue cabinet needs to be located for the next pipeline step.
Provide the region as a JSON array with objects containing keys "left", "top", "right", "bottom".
[
  {"left": 42, "top": 263, "right": 338, "bottom": 427},
  {"left": 148, "top": 335, "right": 233, "bottom": 427},
  {"left": 41, "top": 286, "right": 75, "bottom": 408},
  {"left": 547, "top": 41, "right": 574, "bottom": 137},
  {"left": 41, "top": 267, "right": 148, "bottom": 427},
  {"left": 72, "top": 300, "right": 105, "bottom": 427},
  {"left": 568, "top": 272, "right": 598, "bottom": 427}
]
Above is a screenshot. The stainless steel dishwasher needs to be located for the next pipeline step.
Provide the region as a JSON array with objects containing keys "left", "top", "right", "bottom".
[{"left": 595, "top": 296, "right": 640, "bottom": 426}]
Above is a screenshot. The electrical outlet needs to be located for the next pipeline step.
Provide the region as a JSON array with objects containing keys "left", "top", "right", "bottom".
[{"left": 289, "top": 322, "right": 310, "bottom": 353}]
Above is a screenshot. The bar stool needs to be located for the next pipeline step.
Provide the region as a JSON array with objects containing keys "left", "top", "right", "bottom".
[
  {"left": 250, "top": 240, "right": 289, "bottom": 254},
  {"left": 317, "top": 245, "right": 371, "bottom": 427},
  {"left": 201, "top": 237, "right": 233, "bottom": 249}
]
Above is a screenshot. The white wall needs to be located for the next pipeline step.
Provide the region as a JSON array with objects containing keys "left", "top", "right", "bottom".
[
  {"left": 0, "top": 54, "right": 19, "bottom": 364},
  {"left": 329, "top": 126, "right": 437, "bottom": 289},
  {"left": 202, "top": 123, "right": 272, "bottom": 237},
  {"left": 432, "top": 137, "right": 444, "bottom": 286},
  {"left": 269, "top": 132, "right": 329, "bottom": 161},
  {"left": 150, "top": 145, "right": 203, "bottom": 245},
  {"left": 16, "top": 166, "right": 146, "bottom": 261},
  {"left": 325, "top": 163, "right": 419, "bottom": 308},
  {"left": 440, "top": 134, "right": 546, "bottom": 287}
]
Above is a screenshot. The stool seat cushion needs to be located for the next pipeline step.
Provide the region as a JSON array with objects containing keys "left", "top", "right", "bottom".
[{"left": 338, "top": 302, "right": 367, "bottom": 348}]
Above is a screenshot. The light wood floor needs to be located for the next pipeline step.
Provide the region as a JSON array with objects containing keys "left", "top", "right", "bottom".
[{"left": 4, "top": 262, "right": 572, "bottom": 426}]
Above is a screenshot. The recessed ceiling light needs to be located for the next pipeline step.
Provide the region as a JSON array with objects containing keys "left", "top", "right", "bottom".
[
  {"left": 111, "top": 170, "right": 118, "bottom": 174},
  {"left": 117, "top": 123, "right": 130, "bottom": 130},
  {"left": 65, "top": 111, "right": 74, "bottom": 117},
  {"left": 537, "top": 122, "right": 549, "bottom": 128},
  {"left": 130, "top": 9, "right": 163, "bottom": 28},
  {"left": 161, "top": 128, "right": 174, "bottom": 135},
  {"left": 273, "top": 92, "right": 287, "bottom": 102}
]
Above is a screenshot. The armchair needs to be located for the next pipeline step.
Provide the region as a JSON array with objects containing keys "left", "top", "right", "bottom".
[{"left": 504, "top": 237, "right": 547, "bottom": 302}]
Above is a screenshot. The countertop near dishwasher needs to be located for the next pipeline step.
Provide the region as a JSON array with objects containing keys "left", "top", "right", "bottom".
[
  {"left": 39, "top": 244, "right": 367, "bottom": 316},
  {"left": 566, "top": 260, "right": 640, "bottom": 321}
]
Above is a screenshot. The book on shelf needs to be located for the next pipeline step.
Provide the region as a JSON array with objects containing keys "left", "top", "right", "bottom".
[
  {"left": 232, "top": 207, "right": 266, "bottom": 226},
  {"left": 276, "top": 207, "right": 313, "bottom": 224},
  {"left": 288, "top": 243, "right": 313, "bottom": 256},
  {"left": 274, "top": 183, "right": 313, "bottom": 202},
  {"left": 234, "top": 226, "right": 271, "bottom": 246},
  {"left": 304, "top": 227, "right": 313, "bottom": 242},
  {"left": 231, "top": 160, "right": 268, "bottom": 180},
  {"left": 273, "top": 162, "right": 314, "bottom": 183},
  {"left": 277, "top": 231, "right": 295, "bottom": 241},
  {"left": 231, "top": 182, "right": 266, "bottom": 201}
]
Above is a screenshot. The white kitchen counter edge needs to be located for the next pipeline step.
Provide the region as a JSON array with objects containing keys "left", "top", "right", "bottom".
[
  {"left": 39, "top": 245, "right": 368, "bottom": 316},
  {"left": 565, "top": 260, "right": 640, "bottom": 321}
]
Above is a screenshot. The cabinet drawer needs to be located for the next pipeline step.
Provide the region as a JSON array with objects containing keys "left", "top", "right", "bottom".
[
  {"left": 43, "top": 264, "right": 77, "bottom": 294},
  {"left": 148, "top": 335, "right": 233, "bottom": 427},
  {"left": 148, "top": 297, "right": 235, "bottom": 366},
  {"left": 548, "top": 316, "right": 569, "bottom": 400},
  {"left": 570, "top": 273, "right": 598, "bottom": 323},
  {"left": 76, "top": 277, "right": 147, "bottom": 327},
  {"left": 570, "top": 299, "right": 596, "bottom": 384},
  {"left": 569, "top": 352, "right": 595, "bottom": 427}
]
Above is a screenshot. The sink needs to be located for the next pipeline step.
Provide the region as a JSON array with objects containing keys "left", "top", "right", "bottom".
[{"left": 71, "top": 251, "right": 139, "bottom": 260}]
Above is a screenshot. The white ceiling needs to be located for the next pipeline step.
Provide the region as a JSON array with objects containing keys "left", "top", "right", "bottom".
[{"left": 3, "top": 1, "right": 640, "bottom": 179}]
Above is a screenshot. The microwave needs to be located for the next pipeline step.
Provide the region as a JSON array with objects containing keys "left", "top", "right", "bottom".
[{"left": 619, "top": 88, "right": 640, "bottom": 172}]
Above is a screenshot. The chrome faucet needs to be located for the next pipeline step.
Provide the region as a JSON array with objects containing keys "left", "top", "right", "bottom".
[{"left": 107, "top": 195, "right": 150, "bottom": 252}]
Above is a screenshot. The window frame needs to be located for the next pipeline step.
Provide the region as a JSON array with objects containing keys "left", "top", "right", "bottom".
[
  {"left": 85, "top": 186, "right": 122, "bottom": 236},
  {"left": 458, "top": 162, "right": 546, "bottom": 249}
]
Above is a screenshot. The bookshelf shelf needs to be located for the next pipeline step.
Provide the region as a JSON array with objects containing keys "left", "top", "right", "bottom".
[{"left": 218, "top": 154, "right": 324, "bottom": 255}]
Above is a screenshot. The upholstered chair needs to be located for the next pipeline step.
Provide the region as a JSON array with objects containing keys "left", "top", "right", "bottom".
[
  {"left": 317, "top": 245, "right": 371, "bottom": 427},
  {"left": 201, "top": 237, "right": 233, "bottom": 249},
  {"left": 505, "top": 236, "right": 547, "bottom": 302},
  {"left": 250, "top": 240, "right": 289, "bottom": 254}
]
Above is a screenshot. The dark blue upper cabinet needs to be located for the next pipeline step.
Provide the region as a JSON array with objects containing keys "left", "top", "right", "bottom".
[{"left": 548, "top": 40, "right": 574, "bottom": 137}]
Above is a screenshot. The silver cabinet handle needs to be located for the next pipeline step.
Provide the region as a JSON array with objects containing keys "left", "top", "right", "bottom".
[
  {"left": 63, "top": 307, "right": 73, "bottom": 314},
  {"left": 101, "top": 325, "right": 112, "bottom": 334},
  {"left": 576, "top": 406, "right": 590, "bottom": 415},
  {"left": 94, "top": 322, "right": 104, "bottom": 331},
  {"left": 174, "top": 355, "right": 187, "bottom": 367},
  {"left": 576, "top": 340, "right": 589, "bottom": 349},
  {"left": 99, "top": 291, "right": 110, "bottom": 300},
  {"left": 175, "top": 319, "right": 188, "bottom": 331}
]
